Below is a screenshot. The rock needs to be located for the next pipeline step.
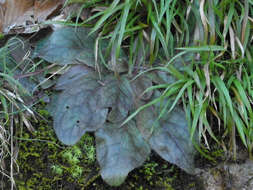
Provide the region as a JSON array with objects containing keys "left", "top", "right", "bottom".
[
  {"left": 225, "top": 159, "right": 253, "bottom": 190},
  {"left": 195, "top": 168, "right": 224, "bottom": 190},
  {"left": 196, "top": 159, "right": 253, "bottom": 190}
]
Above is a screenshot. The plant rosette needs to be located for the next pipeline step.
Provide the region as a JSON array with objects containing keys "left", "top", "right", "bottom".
[{"left": 34, "top": 26, "right": 197, "bottom": 187}]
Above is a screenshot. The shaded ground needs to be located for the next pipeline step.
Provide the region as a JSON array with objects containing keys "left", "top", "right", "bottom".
[
  {"left": 1, "top": 92, "right": 251, "bottom": 190},
  {"left": 5, "top": 105, "right": 204, "bottom": 190},
  {"left": 1, "top": 92, "right": 250, "bottom": 190}
]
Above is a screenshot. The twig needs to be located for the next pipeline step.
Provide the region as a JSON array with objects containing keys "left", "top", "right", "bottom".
[
  {"left": 10, "top": 104, "right": 14, "bottom": 190},
  {"left": 13, "top": 64, "right": 56, "bottom": 80}
]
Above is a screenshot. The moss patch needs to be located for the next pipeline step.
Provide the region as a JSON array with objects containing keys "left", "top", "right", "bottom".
[{"left": 15, "top": 106, "right": 98, "bottom": 189}]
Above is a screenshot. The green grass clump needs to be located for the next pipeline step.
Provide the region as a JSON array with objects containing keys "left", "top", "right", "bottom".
[
  {"left": 65, "top": 0, "right": 191, "bottom": 67},
  {"left": 62, "top": 0, "right": 253, "bottom": 159},
  {"left": 0, "top": 38, "right": 37, "bottom": 189}
]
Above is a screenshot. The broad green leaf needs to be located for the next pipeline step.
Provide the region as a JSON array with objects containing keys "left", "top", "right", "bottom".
[
  {"left": 50, "top": 66, "right": 108, "bottom": 145},
  {"left": 95, "top": 121, "right": 150, "bottom": 186},
  {"left": 137, "top": 104, "right": 196, "bottom": 174},
  {"left": 101, "top": 76, "right": 134, "bottom": 123},
  {"left": 34, "top": 27, "right": 98, "bottom": 66},
  {"left": 107, "top": 59, "right": 128, "bottom": 73},
  {"left": 150, "top": 107, "right": 196, "bottom": 174},
  {"left": 136, "top": 100, "right": 159, "bottom": 139},
  {"left": 148, "top": 70, "right": 175, "bottom": 85},
  {"left": 131, "top": 75, "right": 153, "bottom": 100},
  {"left": 50, "top": 65, "right": 134, "bottom": 144},
  {"left": 52, "top": 88, "right": 108, "bottom": 145},
  {"left": 55, "top": 65, "right": 96, "bottom": 91}
]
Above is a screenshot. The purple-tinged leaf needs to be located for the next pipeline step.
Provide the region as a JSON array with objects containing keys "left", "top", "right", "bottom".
[{"left": 95, "top": 121, "right": 150, "bottom": 186}]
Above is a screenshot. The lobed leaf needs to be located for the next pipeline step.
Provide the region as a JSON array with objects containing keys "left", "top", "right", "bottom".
[
  {"left": 50, "top": 65, "right": 107, "bottom": 145},
  {"left": 137, "top": 102, "right": 196, "bottom": 174},
  {"left": 34, "top": 27, "right": 97, "bottom": 66},
  {"left": 95, "top": 121, "right": 150, "bottom": 186},
  {"left": 50, "top": 65, "right": 135, "bottom": 144},
  {"left": 101, "top": 76, "right": 134, "bottom": 123},
  {"left": 149, "top": 107, "right": 196, "bottom": 174},
  {"left": 52, "top": 85, "right": 108, "bottom": 145},
  {"left": 131, "top": 75, "right": 153, "bottom": 101}
]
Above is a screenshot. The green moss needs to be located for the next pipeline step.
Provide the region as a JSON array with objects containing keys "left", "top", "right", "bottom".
[
  {"left": 51, "top": 164, "right": 63, "bottom": 175},
  {"left": 16, "top": 105, "right": 98, "bottom": 189},
  {"left": 188, "top": 182, "right": 196, "bottom": 188}
]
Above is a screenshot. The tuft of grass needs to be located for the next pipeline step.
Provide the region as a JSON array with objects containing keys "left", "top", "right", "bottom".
[
  {"left": 0, "top": 38, "right": 38, "bottom": 189},
  {"left": 62, "top": 0, "right": 252, "bottom": 159},
  {"left": 64, "top": 0, "right": 191, "bottom": 69}
]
